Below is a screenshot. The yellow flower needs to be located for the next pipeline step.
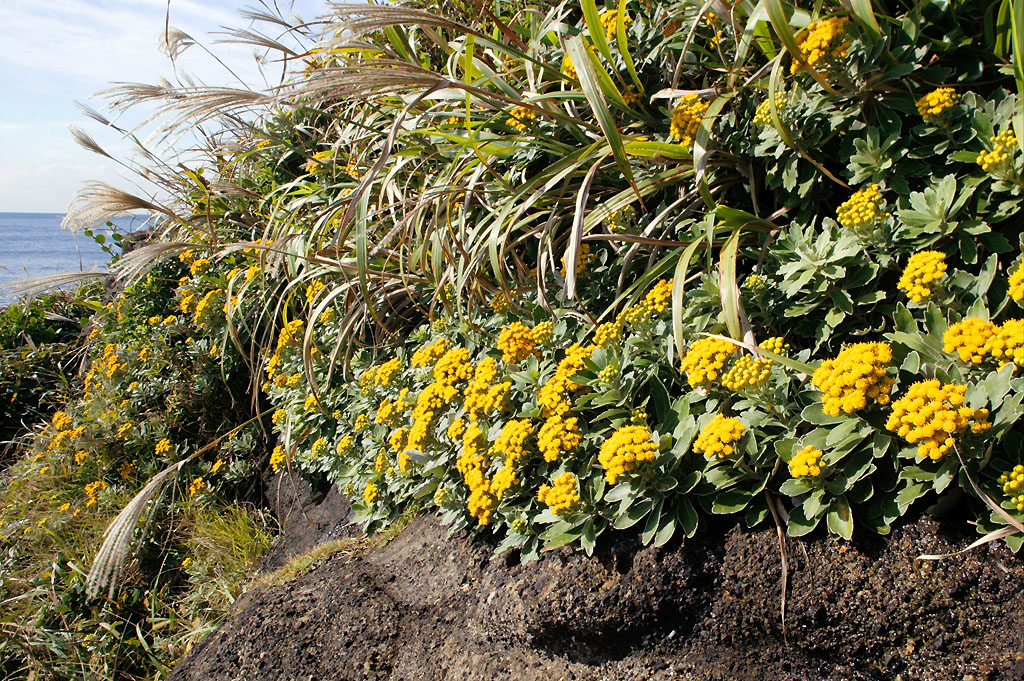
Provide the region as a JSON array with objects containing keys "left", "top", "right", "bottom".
[
  {"left": 977, "top": 130, "right": 1018, "bottom": 174},
  {"left": 211, "top": 459, "right": 225, "bottom": 474},
  {"left": 464, "top": 358, "right": 510, "bottom": 420},
  {"left": 537, "top": 472, "right": 580, "bottom": 514},
  {"left": 886, "top": 380, "right": 991, "bottom": 460},
  {"left": 497, "top": 322, "right": 538, "bottom": 363},
  {"left": 897, "top": 251, "right": 947, "bottom": 303},
  {"left": 836, "top": 184, "right": 889, "bottom": 230},
  {"left": 720, "top": 354, "right": 773, "bottom": 392},
  {"left": 916, "top": 88, "right": 959, "bottom": 123},
  {"left": 85, "top": 480, "right": 107, "bottom": 498},
  {"left": 560, "top": 243, "right": 596, "bottom": 278},
  {"left": 270, "top": 445, "right": 287, "bottom": 471},
  {"left": 412, "top": 338, "right": 451, "bottom": 368},
  {"left": 599, "top": 425, "right": 658, "bottom": 483},
  {"left": 753, "top": 91, "right": 789, "bottom": 126},
  {"left": 789, "top": 445, "right": 824, "bottom": 478},
  {"left": 336, "top": 435, "right": 354, "bottom": 456},
  {"left": 303, "top": 395, "right": 319, "bottom": 413},
  {"left": 943, "top": 318, "right": 998, "bottom": 364},
  {"left": 531, "top": 321, "right": 554, "bottom": 346},
  {"left": 305, "top": 280, "right": 326, "bottom": 305},
  {"left": 670, "top": 94, "right": 710, "bottom": 148},
  {"left": 562, "top": 53, "right": 577, "bottom": 81},
  {"left": 537, "top": 415, "right": 581, "bottom": 462},
  {"left": 118, "top": 461, "right": 137, "bottom": 478},
  {"left": 594, "top": 321, "right": 623, "bottom": 348},
  {"left": 790, "top": 16, "right": 849, "bottom": 74},
  {"left": 598, "top": 8, "right": 631, "bottom": 42},
  {"left": 506, "top": 105, "right": 537, "bottom": 133},
  {"left": 178, "top": 249, "right": 195, "bottom": 263},
  {"left": 537, "top": 343, "right": 594, "bottom": 417},
  {"left": 811, "top": 342, "right": 894, "bottom": 416},
  {"left": 998, "top": 464, "right": 1024, "bottom": 512},
  {"left": 364, "top": 481, "right": 378, "bottom": 504},
  {"left": 117, "top": 423, "right": 132, "bottom": 439},
  {"left": 190, "top": 258, "right": 210, "bottom": 276},
  {"left": 52, "top": 411, "right": 73, "bottom": 431},
  {"left": 622, "top": 84, "right": 642, "bottom": 107},
  {"left": 491, "top": 291, "right": 511, "bottom": 313},
  {"left": 1010, "top": 261, "right": 1024, "bottom": 303},
  {"left": 355, "top": 413, "right": 370, "bottom": 431},
  {"left": 680, "top": 336, "right": 738, "bottom": 389},
  {"left": 374, "top": 358, "right": 402, "bottom": 386},
  {"left": 58, "top": 502, "right": 71, "bottom": 513},
  {"left": 693, "top": 414, "right": 746, "bottom": 460},
  {"left": 74, "top": 450, "right": 89, "bottom": 465}
]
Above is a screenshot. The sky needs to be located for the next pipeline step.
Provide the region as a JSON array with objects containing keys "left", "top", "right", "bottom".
[{"left": 0, "top": 0, "right": 328, "bottom": 213}]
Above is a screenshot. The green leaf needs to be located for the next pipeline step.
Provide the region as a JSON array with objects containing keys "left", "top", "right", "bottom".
[
  {"left": 787, "top": 501, "right": 823, "bottom": 536},
  {"left": 613, "top": 497, "right": 653, "bottom": 529},
  {"left": 677, "top": 498, "right": 699, "bottom": 537},
  {"left": 581, "top": 0, "right": 613, "bottom": 62},
  {"left": 826, "top": 495, "right": 854, "bottom": 540},
  {"left": 711, "top": 488, "right": 753, "bottom": 514}
]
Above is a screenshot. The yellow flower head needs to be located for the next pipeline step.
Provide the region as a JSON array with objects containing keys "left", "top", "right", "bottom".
[
  {"left": 412, "top": 338, "right": 451, "bottom": 368},
  {"left": 374, "top": 358, "right": 402, "bottom": 386},
  {"left": 537, "top": 415, "right": 581, "bottom": 462},
  {"left": 364, "top": 481, "right": 378, "bottom": 504},
  {"left": 693, "top": 414, "right": 746, "bottom": 459},
  {"left": 1010, "top": 261, "right": 1024, "bottom": 303},
  {"left": 560, "top": 243, "right": 596, "bottom": 278},
  {"left": 753, "top": 91, "right": 789, "bottom": 127},
  {"left": 977, "top": 130, "right": 1019, "bottom": 174},
  {"left": 720, "top": 354, "right": 773, "bottom": 392},
  {"left": 790, "top": 16, "right": 849, "bottom": 74},
  {"left": 531, "top": 321, "right": 555, "bottom": 346},
  {"left": 497, "top": 322, "right": 538, "bottom": 363},
  {"left": 506, "top": 105, "right": 537, "bottom": 133},
  {"left": 897, "top": 251, "right": 947, "bottom": 303},
  {"left": 886, "top": 379, "right": 991, "bottom": 460},
  {"left": 594, "top": 321, "right": 623, "bottom": 348},
  {"left": 598, "top": 8, "right": 631, "bottom": 42},
  {"left": 269, "top": 445, "right": 287, "bottom": 472},
  {"left": 789, "top": 445, "right": 824, "bottom": 478},
  {"left": 811, "top": 342, "right": 894, "bottom": 416},
  {"left": 836, "top": 184, "right": 889, "bottom": 230},
  {"left": 998, "top": 464, "right": 1024, "bottom": 512},
  {"left": 680, "top": 336, "right": 738, "bottom": 389},
  {"left": 916, "top": 88, "right": 959, "bottom": 123},
  {"left": 670, "top": 95, "right": 710, "bottom": 148},
  {"left": 599, "top": 425, "right": 658, "bottom": 483},
  {"left": 537, "top": 472, "right": 581, "bottom": 514}
]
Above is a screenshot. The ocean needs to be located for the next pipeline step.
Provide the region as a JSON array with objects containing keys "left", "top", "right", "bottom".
[{"left": 0, "top": 212, "right": 146, "bottom": 306}]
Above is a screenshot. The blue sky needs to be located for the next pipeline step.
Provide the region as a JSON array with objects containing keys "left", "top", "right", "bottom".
[{"left": 0, "top": 0, "right": 327, "bottom": 213}]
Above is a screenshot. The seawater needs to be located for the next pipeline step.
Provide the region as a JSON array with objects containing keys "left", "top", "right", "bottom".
[{"left": 0, "top": 212, "right": 144, "bottom": 305}]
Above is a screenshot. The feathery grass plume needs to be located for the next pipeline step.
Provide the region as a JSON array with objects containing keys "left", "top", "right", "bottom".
[
  {"left": 61, "top": 181, "right": 175, "bottom": 233},
  {"left": 86, "top": 458, "right": 192, "bottom": 598},
  {"left": 0, "top": 271, "right": 109, "bottom": 302}
]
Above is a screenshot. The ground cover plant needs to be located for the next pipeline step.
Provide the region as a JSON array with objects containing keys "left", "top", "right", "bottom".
[{"left": 2, "top": 0, "right": 1024, "bottom": 677}]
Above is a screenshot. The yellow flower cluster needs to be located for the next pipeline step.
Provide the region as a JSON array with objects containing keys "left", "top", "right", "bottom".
[
  {"left": 790, "top": 16, "right": 849, "bottom": 74},
  {"left": 364, "top": 481, "right": 378, "bottom": 504},
  {"left": 491, "top": 291, "right": 511, "bottom": 313},
  {"left": 531, "top": 321, "right": 554, "bottom": 346},
  {"left": 376, "top": 397, "right": 401, "bottom": 425},
  {"left": 693, "top": 414, "right": 745, "bottom": 459},
  {"left": 561, "top": 243, "right": 597, "bottom": 278},
  {"left": 886, "top": 380, "right": 991, "bottom": 460},
  {"left": 190, "top": 258, "right": 210, "bottom": 276},
  {"left": 916, "top": 88, "right": 959, "bottom": 123},
  {"left": 189, "top": 477, "right": 206, "bottom": 497},
  {"left": 680, "top": 337, "right": 738, "bottom": 389},
  {"left": 464, "top": 358, "right": 511, "bottom": 420},
  {"left": 537, "top": 472, "right": 580, "bottom": 514},
  {"left": 270, "top": 445, "right": 287, "bottom": 471},
  {"left": 897, "top": 251, "right": 947, "bottom": 303},
  {"left": 943, "top": 317, "right": 1023, "bottom": 369},
  {"left": 594, "top": 321, "right": 622, "bottom": 348},
  {"left": 488, "top": 419, "right": 534, "bottom": 500},
  {"left": 537, "top": 415, "right": 581, "bottom": 462},
  {"left": 355, "top": 413, "right": 369, "bottom": 430},
  {"left": 506, "top": 105, "right": 536, "bottom": 133},
  {"left": 670, "top": 95, "right": 710, "bottom": 148},
  {"left": 789, "top": 445, "right": 824, "bottom": 478},
  {"left": 598, "top": 425, "right": 658, "bottom": 483},
  {"left": 999, "top": 465, "right": 1024, "bottom": 512},
  {"left": 622, "top": 85, "right": 642, "bottom": 107},
  {"left": 447, "top": 418, "right": 466, "bottom": 441},
  {"left": 375, "top": 358, "right": 401, "bottom": 386},
  {"left": 1010, "top": 262, "right": 1023, "bottom": 302},
  {"left": 389, "top": 427, "right": 408, "bottom": 453},
  {"left": 597, "top": 365, "right": 618, "bottom": 383},
  {"left": 84, "top": 479, "right": 107, "bottom": 507},
  {"left": 497, "top": 322, "right": 538, "bottom": 363},
  {"left": 434, "top": 347, "right": 474, "bottom": 387},
  {"left": 155, "top": 438, "right": 172, "bottom": 456},
  {"left": 720, "top": 355, "right": 773, "bottom": 392},
  {"left": 836, "top": 184, "right": 889, "bottom": 229},
  {"left": 977, "top": 130, "right": 1018, "bottom": 173},
  {"left": 406, "top": 378, "right": 459, "bottom": 455},
  {"left": 811, "top": 342, "right": 895, "bottom": 416},
  {"left": 598, "top": 8, "right": 631, "bottom": 41},
  {"left": 178, "top": 249, "right": 195, "bottom": 263},
  {"left": 563, "top": 53, "right": 577, "bottom": 80},
  {"left": 753, "top": 91, "right": 789, "bottom": 126},
  {"left": 336, "top": 435, "right": 354, "bottom": 456},
  {"left": 412, "top": 337, "right": 450, "bottom": 368},
  {"left": 305, "top": 280, "right": 325, "bottom": 305},
  {"left": 605, "top": 205, "right": 636, "bottom": 233},
  {"left": 52, "top": 411, "right": 73, "bottom": 431},
  {"left": 617, "top": 278, "right": 674, "bottom": 326},
  {"left": 538, "top": 343, "right": 594, "bottom": 417},
  {"left": 193, "top": 289, "right": 223, "bottom": 327},
  {"left": 458, "top": 423, "right": 496, "bottom": 525}
]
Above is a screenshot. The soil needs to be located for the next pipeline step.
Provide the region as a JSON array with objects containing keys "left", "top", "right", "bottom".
[{"left": 171, "top": 493, "right": 1024, "bottom": 681}]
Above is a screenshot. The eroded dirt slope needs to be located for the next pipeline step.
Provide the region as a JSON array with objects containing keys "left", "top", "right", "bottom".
[{"left": 171, "top": 507, "right": 1024, "bottom": 681}]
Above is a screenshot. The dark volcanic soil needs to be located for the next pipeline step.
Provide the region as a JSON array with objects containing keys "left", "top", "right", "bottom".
[{"left": 170, "top": 495, "right": 1024, "bottom": 681}]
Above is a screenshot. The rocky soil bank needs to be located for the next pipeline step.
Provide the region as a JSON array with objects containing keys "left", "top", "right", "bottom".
[{"left": 171, "top": 479, "right": 1024, "bottom": 681}]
